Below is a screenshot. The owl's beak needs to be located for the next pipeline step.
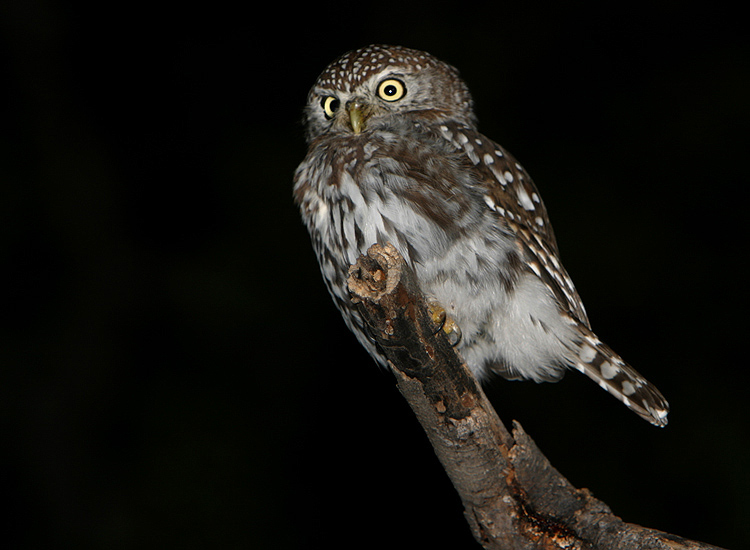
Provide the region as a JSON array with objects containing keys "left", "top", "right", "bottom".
[{"left": 346, "top": 100, "right": 369, "bottom": 134}]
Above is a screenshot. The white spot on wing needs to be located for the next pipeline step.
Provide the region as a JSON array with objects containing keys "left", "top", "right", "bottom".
[
  {"left": 489, "top": 164, "right": 508, "bottom": 186},
  {"left": 600, "top": 362, "right": 618, "bottom": 379},
  {"left": 580, "top": 345, "right": 596, "bottom": 363},
  {"left": 464, "top": 144, "right": 480, "bottom": 164},
  {"left": 315, "top": 199, "right": 329, "bottom": 225},
  {"left": 517, "top": 186, "right": 535, "bottom": 211},
  {"left": 585, "top": 335, "right": 601, "bottom": 347}
]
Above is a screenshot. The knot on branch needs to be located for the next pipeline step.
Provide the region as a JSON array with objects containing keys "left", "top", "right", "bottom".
[{"left": 347, "top": 243, "right": 402, "bottom": 303}]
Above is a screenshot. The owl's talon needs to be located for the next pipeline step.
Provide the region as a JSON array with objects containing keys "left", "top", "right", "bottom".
[
  {"left": 443, "top": 317, "right": 462, "bottom": 346},
  {"left": 428, "top": 302, "right": 462, "bottom": 347},
  {"left": 428, "top": 301, "right": 446, "bottom": 328}
]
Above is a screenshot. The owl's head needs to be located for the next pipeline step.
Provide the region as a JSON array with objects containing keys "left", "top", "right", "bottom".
[{"left": 303, "top": 45, "right": 476, "bottom": 142}]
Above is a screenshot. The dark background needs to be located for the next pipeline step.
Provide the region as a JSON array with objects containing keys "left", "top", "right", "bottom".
[{"left": 1, "top": 2, "right": 747, "bottom": 548}]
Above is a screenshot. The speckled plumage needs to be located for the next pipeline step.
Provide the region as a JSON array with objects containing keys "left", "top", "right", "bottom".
[{"left": 294, "top": 45, "right": 669, "bottom": 426}]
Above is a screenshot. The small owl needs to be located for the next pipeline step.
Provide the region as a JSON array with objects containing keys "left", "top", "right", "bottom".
[{"left": 294, "top": 45, "right": 669, "bottom": 426}]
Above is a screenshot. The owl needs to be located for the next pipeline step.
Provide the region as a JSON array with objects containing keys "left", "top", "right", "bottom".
[{"left": 293, "top": 45, "right": 669, "bottom": 427}]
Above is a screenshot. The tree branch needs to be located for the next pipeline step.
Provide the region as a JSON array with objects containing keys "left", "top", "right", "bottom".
[{"left": 346, "top": 243, "right": 724, "bottom": 550}]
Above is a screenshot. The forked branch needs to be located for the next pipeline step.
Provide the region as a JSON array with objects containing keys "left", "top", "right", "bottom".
[{"left": 346, "top": 243, "right": 723, "bottom": 550}]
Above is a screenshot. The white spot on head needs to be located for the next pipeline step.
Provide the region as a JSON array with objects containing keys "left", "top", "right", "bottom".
[
  {"left": 483, "top": 153, "right": 495, "bottom": 165},
  {"left": 503, "top": 171, "right": 514, "bottom": 183}
]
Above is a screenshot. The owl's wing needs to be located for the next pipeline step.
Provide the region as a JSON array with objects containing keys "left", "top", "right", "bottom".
[{"left": 438, "top": 122, "right": 591, "bottom": 328}]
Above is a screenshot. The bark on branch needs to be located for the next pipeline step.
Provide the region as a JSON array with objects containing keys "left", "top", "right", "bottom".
[{"left": 346, "top": 243, "right": 723, "bottom": 550}]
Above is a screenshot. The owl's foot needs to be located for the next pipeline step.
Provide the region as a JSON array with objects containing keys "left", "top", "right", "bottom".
[{"left": 427, "top": 301, "right": 462, "bottom": 346}]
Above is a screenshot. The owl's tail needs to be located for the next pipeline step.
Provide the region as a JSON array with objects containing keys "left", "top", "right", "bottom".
[{"left": 572, "top": 325, "right": 669, "bottom": 427}]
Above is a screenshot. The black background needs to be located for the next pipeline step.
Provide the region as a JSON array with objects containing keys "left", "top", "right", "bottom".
[{"left": 1, "top": 2, "right": 747, "bottom": 548}]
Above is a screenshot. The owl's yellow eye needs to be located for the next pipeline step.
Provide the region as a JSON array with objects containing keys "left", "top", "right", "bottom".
[
  {"left": 321, "top": 96, "right": 340, "bottom": 119},
  {"left": 377, "top": 79, "right": 406, "bottom": 102}
]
